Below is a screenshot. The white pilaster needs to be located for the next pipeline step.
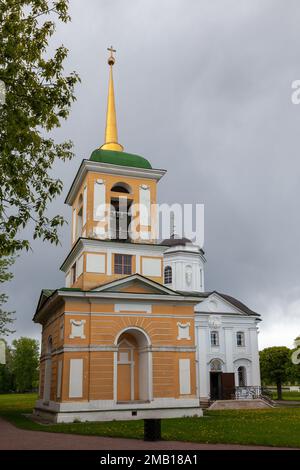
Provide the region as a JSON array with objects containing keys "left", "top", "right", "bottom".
[
  {"left": 249, "top": 327, "right": 261, "bottom": 386},
  {"left": 224, "top": 327, "right": 234, "bottom": 373},
  {"left": 197, "top": 325, "right": 209, "bottom": 398}
]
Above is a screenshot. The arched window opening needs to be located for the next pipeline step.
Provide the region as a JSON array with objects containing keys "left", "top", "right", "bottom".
[
  {"left": 238, "top": 366, "right": 247, "bottom": 386},
  {"left": 210, "top": 330, "right": 219, "bottom": 347},
  {"left": 210, "top": 359, "right": 222, "bottom": 372},
  {"left": 110, "top": 198, "right": 132, "bottom": 241},
  {"left": 164, "top": 266, "right": 172, "bottom": 284},
  {"left": 236, "top": 331, "right": 245, "bottom": 347},
  {"left": 111, "top": 182, "right": 131, "bottom": 194},
  {"left": 116, "top": 328, "right": 151, "bottom": 402}
]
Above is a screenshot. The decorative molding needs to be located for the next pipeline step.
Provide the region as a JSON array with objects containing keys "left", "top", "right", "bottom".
[
  {"left": 65, "top": 160, "right": 166, "bottom": 206},
  {"left": 208, "top": 315, "right": 222, "bottom": 329},
  {"left": 177, "top": 322, "right": 191, "bottom": 340},
  {"left": 115, "top": 303, "right": 152, "bottom": 313},
  {"left": 69, "top": 319, "right": 86, "bottom": 339},
  {"left": 49, "top": 344, "right": 196, "bottom": 356}
]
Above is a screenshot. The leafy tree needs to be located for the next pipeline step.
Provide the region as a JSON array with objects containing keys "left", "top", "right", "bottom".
[
  {"left": 0, "top": 256, "right": 15, "bottom": 336},
  {"left": 0, "top": 341, "right": 14, "bottom": 392},
  {"left": 0, "top": 0, "right": 80, "bottom": 256},
  {"left": 11, "top": 337, "right": 39, "bottom": 391},
  {"left": 260, "top": 346, "right": 291, "bottom": 399}
]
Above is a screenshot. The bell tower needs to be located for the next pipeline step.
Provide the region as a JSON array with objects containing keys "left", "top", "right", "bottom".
[
  {"left": 62, "top": 49, "right": 167, "bottom": 290},
  {"left": 33, "top": 48, "right": 203, "bottom": 424}
]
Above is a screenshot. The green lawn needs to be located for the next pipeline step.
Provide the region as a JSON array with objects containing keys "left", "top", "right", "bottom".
[
  {"left": 274, "top": 391, "right": 300, "bottom": 401},
  {"left": 0, "top": 393, "right": 300, "bottom": 448}
]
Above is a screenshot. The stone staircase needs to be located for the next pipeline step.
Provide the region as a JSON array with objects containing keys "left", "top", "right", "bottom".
[
  {"left": 199, "top": 399, "right": 211, "bottom": 409},
  {"left": 208, "top": 399, "right": 274, "bottom": 410}
]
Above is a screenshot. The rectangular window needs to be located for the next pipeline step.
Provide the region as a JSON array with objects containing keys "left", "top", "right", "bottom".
[
  {"left": 114, "top": 254, "right": 132, "bottom": 275},
  {"left": 211, "top": 331, "right": 219, "bottom": 347},
  {"left": 237, "top": 332, "right": 245, "bottom": 347}
]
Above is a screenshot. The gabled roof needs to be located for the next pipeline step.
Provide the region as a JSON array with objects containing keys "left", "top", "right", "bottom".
[
  {"left": 194, "top": 290, "right": 260, "bottom": 317},
  {"left": 33, "top": 274, "right": 203, "bottom": 323},
  {"left": 91, "top": 273, "right": 181, "bottom": 295},
  {"left": 216, "top": 292, "right": 259, "bottom": 317},
  {"left": 36, "top": 289, "right": 55, "bottom": 313}
]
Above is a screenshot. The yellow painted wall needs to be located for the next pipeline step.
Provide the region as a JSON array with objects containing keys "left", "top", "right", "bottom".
[{"left": 38, "top": 296, "right": 197, "bottom": 403}]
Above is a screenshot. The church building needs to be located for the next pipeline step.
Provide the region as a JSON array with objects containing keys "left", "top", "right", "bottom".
[{"left": 33, "top": 49, "right": 261, "bottom": 423}]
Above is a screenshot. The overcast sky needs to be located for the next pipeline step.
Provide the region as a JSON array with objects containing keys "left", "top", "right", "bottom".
[{"left": 4, "top": 0, "right": 300, "bottom": 349}]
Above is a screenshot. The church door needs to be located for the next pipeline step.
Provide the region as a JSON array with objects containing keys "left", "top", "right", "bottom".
[
  {"left": 210, "top": 372, "right": 222, "bottom": 400},
  {"left": 221, "top": 373, "right": 235, "bottom": 399}
]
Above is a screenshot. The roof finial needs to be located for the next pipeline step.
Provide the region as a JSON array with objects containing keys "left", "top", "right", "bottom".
[
  {"left": 107, "top": 45, "right": 116, "bottom": 65},
  {"left": 100, "top": 46, "right": 124, "bottom": 152}
]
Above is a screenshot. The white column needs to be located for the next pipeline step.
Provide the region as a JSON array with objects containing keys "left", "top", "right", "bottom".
[
  {"left": 83, "top": 186, "right": 87, "bottom": 226},
  {"left": 197, "top": 325, "right": 209, "bottom": 399},
  {"left": 249, "top": 327, "right": 261, "bottom": 386},
  {"left": 107, "top": 250, "right": 112, "bottom": 275},
  {"left": 136, "top": 254, "right": 141, "bottom": 274},
  {"left": 224, "top": 327, "right": 234, "bottom": 373},
  {"left": 72, "top": 208, "right": 76, "bottom": 243}
]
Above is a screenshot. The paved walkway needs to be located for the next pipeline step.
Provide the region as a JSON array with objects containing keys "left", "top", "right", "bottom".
[{"left": 0, "top": 417, "right": 294, "bottom": 450}]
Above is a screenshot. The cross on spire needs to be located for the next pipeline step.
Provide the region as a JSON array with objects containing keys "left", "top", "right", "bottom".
[{"left": 107, "top": 46, "right": 116, "bottom": 65}]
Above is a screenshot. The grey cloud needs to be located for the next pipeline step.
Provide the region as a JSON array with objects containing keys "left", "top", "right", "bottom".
[{"left": 4, "top": 0, "right": 300, "bottom": 348}]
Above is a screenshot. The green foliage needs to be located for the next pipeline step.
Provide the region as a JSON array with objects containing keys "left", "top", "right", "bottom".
[
  {"left": 0, "top": 0, "right": 80, "bottom": 256},
  {"left": 11, "top": 337, "right": 39, "bottom": 392},
  {"left": 0, "top": 364, "right": 14, "bottom": 392},
  {"left": 0, "top": 341, "right": 14, "bottom": 392},
  {"left": 0, "top": 256, "right": 15, "bottom": 336},
  {"left": 260, "top": 346, "right": 291, "bottom": 399}
]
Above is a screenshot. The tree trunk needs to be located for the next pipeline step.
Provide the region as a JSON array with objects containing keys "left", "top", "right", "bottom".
[{"left": 277, "top": 381, "right": 282, "bottom": 400}]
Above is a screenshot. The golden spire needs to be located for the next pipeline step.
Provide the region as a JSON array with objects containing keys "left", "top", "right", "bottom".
[{"left": 100, "top": 46, "right": 124, "bottom": 152}]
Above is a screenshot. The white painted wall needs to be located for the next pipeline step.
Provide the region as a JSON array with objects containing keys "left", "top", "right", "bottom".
[
  {"left": 93, "top": 179, "right": 106, "bottom": 221},
  {"left": 76, "top": 255, "right": 83, "bottom": 278},
  {"left": 139, "top": 185, "right": 151, "bottom": 226},
  {"left": 195, "top": 302, "right": 261, "bottom": 399},
  {"left": 83, "top": 186, "right": 87, "bottom": 226},
  {"left": 72, "top": 208, "right": 76, "bottom": 243},
  {"left": 142, "top": 257, "right": 161, "bottom": 277},
  {"left": 163, "top": 245, "right": 205, "bottom": 293},
  {"left": 65, "top": 272, "right": 71, "bottom": 288},
  {"left": 86, "top": 253, "right": 106, "bottom": 273}
]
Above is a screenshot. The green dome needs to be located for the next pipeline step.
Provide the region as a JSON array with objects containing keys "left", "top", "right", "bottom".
[{"left": 90, "top": 149, "right": 152, "bottom": 169}]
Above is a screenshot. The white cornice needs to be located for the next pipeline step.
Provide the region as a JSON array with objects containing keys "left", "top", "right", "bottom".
[
  {"left": 65, "top": 160, "right": 167, "bottom": 205},
  {"left": 60, "top": 238, "right": 166, "bottom": 273},
  {"left": 58, "top": 290, "right": 202, "bottom": 303},
  {"left": 34, "top": 289, "right": 202, "bottom": 324}
]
